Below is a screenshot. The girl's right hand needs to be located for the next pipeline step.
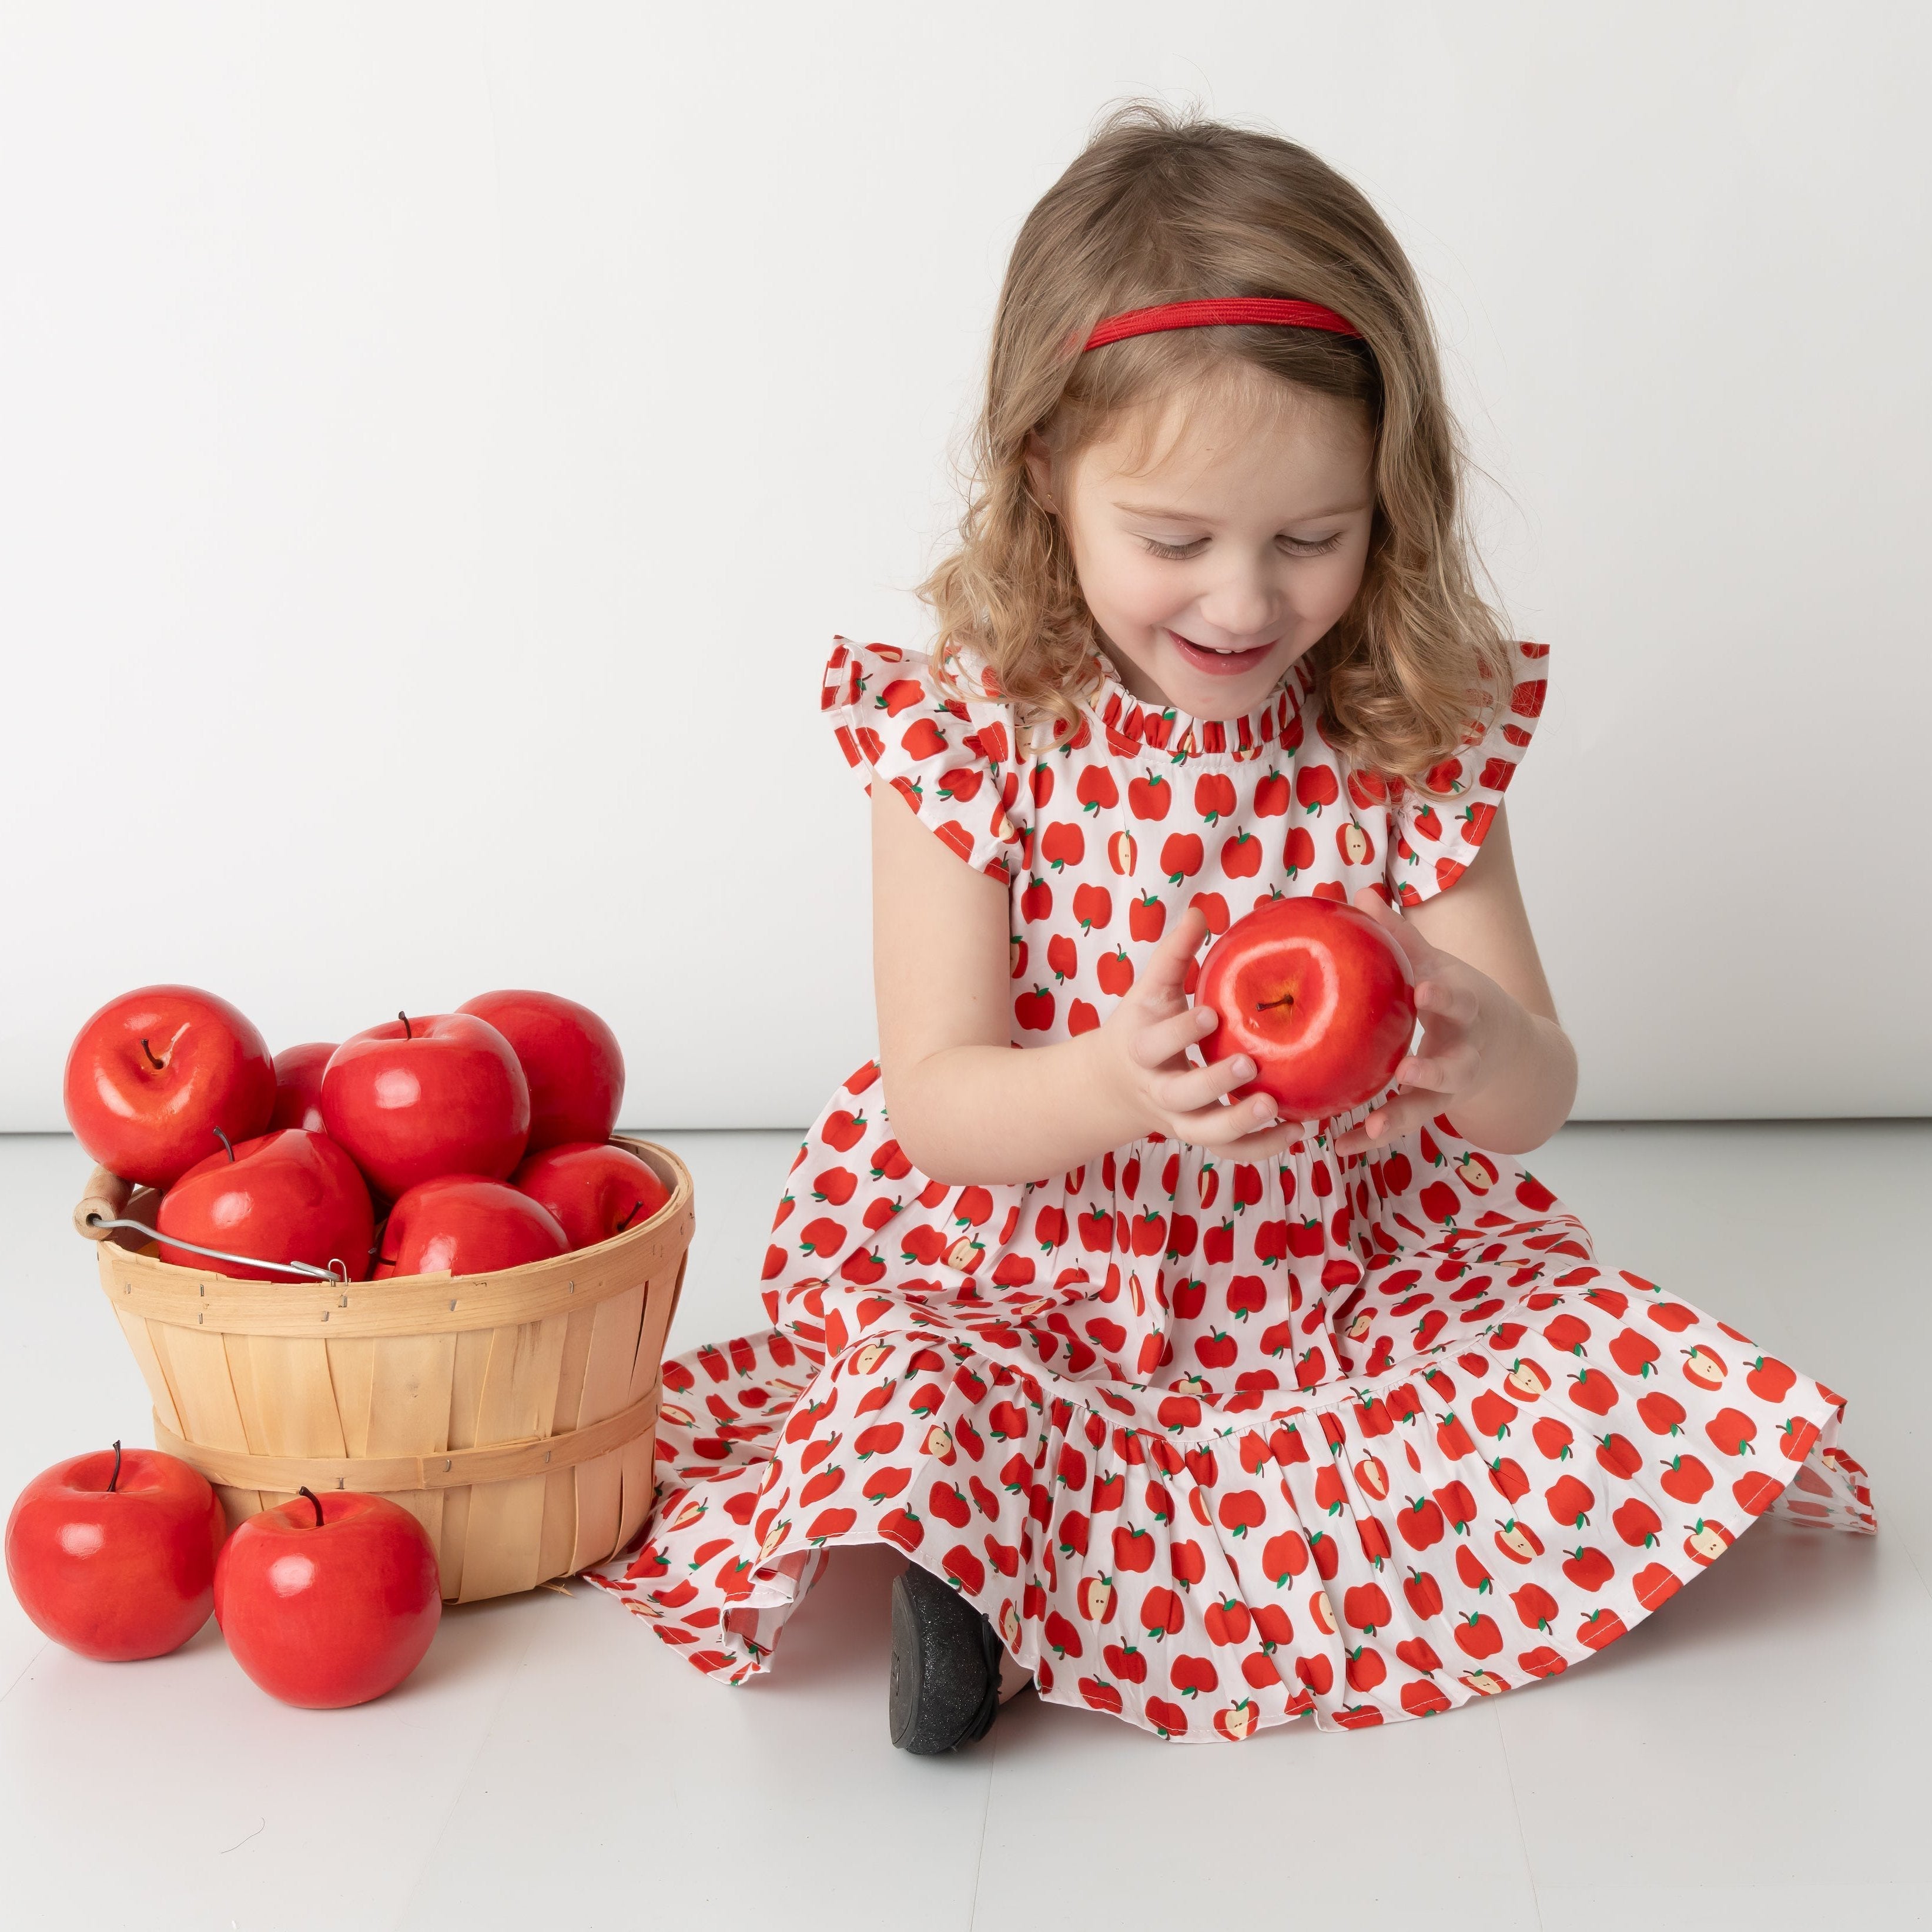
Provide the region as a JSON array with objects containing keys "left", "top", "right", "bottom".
[{"left": 1095, "top": 904, "right": 1305, "bottom": 1160}]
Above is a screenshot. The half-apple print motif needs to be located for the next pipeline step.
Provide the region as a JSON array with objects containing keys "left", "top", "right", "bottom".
[{"left": 581, "top": 636, "right": 1875, "bottom": 1742}]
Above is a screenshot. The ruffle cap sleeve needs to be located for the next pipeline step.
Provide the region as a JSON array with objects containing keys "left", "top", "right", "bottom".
[
  {"left": 1379, "top": 639, "right": 1549, "bottom": 908},
  {"left": 821, "top": 635, "right": 1031, "bottom": 885}
]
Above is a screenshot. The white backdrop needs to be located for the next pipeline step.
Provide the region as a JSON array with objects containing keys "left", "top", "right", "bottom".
[{"left": 4, "top": 1, "right": 1928, "bottom": 1129}]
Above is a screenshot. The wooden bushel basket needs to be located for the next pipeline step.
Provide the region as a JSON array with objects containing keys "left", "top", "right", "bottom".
[{"left": 73, "top": 1137, "right": 691, "bottom": 1602}]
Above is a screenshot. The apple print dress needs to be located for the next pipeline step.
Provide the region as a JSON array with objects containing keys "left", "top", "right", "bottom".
[{"left": 581, "top": 635, "right": 1876, "bottom": 1742}]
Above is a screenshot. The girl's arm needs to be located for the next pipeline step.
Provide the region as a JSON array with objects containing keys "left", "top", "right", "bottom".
[
  {"left": 872, "top": 777, "right": 1300, "bottom": 1187},
  {"left": 1332, "top": 803, "right": 1578, "bottom": 1157}
]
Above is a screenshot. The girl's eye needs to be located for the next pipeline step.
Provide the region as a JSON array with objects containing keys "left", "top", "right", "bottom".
[{"left": 1140, "top": 532, "right": 1346, "bottom": 561}]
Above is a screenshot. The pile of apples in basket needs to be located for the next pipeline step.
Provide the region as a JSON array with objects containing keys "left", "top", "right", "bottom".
[{"left": 6, "top": 985, "right": 651, "bottom": 1708}]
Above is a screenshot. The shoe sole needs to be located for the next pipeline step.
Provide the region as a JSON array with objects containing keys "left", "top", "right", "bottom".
[{"left": 888, "top": 1562, "right": 1003, "bottom": 1754}]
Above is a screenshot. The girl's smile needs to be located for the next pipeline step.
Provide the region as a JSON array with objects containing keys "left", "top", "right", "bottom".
[{"left": 1165, "top": 629, "right": 1278, "bottom": 677}]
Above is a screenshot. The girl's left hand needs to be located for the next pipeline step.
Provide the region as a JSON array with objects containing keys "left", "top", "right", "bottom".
[{"left": 1330, "top": 887, "right": 1498, "bottom": 1158}]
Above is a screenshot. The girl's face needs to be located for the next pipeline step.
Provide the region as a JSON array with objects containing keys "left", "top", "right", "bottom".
[{"left": 1027, "top": 373, "right": 1375, "bottom": 718}]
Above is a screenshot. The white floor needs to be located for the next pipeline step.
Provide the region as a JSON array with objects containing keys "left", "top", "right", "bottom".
[{"left": 1, "top": 1122, "right": 1927, "bottom": 1931}]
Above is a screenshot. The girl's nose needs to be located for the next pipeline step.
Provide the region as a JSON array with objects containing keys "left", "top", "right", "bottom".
[{"left": 1196, "top": 570, "right": 1281, "bottom": 644}]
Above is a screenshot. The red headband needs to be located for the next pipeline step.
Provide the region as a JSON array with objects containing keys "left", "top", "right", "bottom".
[{"left": 1083, "top": 296, "right": 1361, "bottom": 351}]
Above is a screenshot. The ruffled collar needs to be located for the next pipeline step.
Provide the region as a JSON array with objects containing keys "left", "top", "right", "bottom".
[{"left": 1077, "top": 642, "right": 1317, "bottom": 761}]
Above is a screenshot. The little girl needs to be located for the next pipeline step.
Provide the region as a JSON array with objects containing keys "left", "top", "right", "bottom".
[{"left": 585, "top": 102, "right": 1875, "bottom": 1749}]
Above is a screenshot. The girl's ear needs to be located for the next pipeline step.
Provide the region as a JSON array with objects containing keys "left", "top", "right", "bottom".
[{"left": 1021, "top": 431, "right": 1058, "bottom": 515}]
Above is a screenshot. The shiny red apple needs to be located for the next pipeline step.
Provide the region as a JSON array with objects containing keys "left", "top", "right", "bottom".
[
  {"left": 268, "top": 1041, "right": 336, "bottom": 1133},
  {"left": 511, "top": 1141, "right": 669, "bottom": 1250},
  {"left": 5, "top": 1442, "right": 227, "bottom": 1661},
  {"left": 63, "top": 985, "right": 276, "bottom": 1187},
  {"left": 320, "top": 1012, "right": 530, "bottom": 1199},
  {"left": 457, "top": 990, "right": 625, "bottom": 1152},
  {"left": 1197, "top": 897, "right": 1417, "bottom": 1121},
  {"left": 157, "top": 1128, "right": 375, "bottom": 1281},
  {"left": 374, "top": 1176, "right": 568, "bottom": 1278},
  {"left": 213, "top": 1487, "right": 440, "bottom": 1707}
]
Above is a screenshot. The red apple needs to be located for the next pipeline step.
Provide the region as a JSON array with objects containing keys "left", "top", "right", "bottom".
[
  {"left": 5, "top": 1441, "right": 226, "bottom": 1661},
  {"left": 1196, "top": 898, "right": 1416, "bottom": 1121},
  {"left": 63, "top": 985, "right": 276, "bottom": 1186},
  {"left": 269, "top": 1041, "right": 337, "bottom": 1133},
  {"left": 457, "top": 990, "right": 624, "bottom": 1151},
  {"left": 511, "top": 1141, "right": 669, "bottom": 1250},
  {"left": 158, "top": 1129, "right": 376, "bottom": 1281},
  {"left": 213, "top": 1486, "right": 440, "bottom": 1707},
  {"left": 374, "top": 1176, "right": 568, "bottom": 1279},
  {"left": 320, "top": 1012, "right": 530, "bottom": 1198}
]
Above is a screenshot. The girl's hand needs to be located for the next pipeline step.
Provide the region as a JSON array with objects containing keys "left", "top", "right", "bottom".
[
  {"left": 1330, "top": 887, "right": 1501, "bottom": 1158},
  {"left": 1096, "top": 904, "right": 1304, "bottom": 1160}
]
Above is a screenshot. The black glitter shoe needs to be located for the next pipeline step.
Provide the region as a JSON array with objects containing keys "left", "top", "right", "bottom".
[{"left": 888, "top": 1560, "right": 1003, "bottom": 1754}]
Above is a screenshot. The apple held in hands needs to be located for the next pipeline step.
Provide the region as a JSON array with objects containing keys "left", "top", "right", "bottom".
[
  {"left": 158, "top": 1129, "right": 375, "bottom": 1281},
  {"left": 457, "top": 990, "right": 624, "bottom": 1152},
  {"left": 5, "top": 1441, "right": 227, "bottom": 1662},
  {"left": 214, "top": 1486, "right": 441, "bottom": 1707},
  {"left": 63, "top": 985, "right": 276, "bottom": 1186},
  {"left": 269, "top": 1041, "right": 336, "bottom": 1133},
  {"left": 321, "top": 1012, "right": 530, "bottom": 1198},
  {"left": 513, "top": 1141, "right": 668, "bottom": 1250},
  {"left": 375, "top": 1176, "right": 568, "bottom": 1278},
  {"left": 1197, "top": 898, "right": 1417, "bottom": 1122}
]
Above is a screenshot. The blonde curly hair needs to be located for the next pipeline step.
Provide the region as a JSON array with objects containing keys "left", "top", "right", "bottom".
[{"left": 916, "top": 99, "right": 1522, "bottom": 797}]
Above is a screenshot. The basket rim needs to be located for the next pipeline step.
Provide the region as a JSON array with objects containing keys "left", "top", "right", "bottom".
[{"left": 86, "top": 1134, "right": 695, "bottom": 1336}]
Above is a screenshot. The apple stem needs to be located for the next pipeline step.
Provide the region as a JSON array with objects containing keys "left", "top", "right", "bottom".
[
  {"left": 398, "top": 1010, "right": 413, "bottom": 1040},
  {"left": 213, "top": 1126, "right": 235, "bottom": 1163},
  {"left": 139, "top": 1037, "right": 163, "bottom": 1070},
  {"left": 1255, "top": 995, "right": 1296, "bottom": 1012},
  {"left": 298, "top": 1485, "right": 324, "bottom": 1529},
  {"left": 616, "top": 1198, "right": 645, "bottom": 1233},
  {"left": 108, "top": 1439, "right": 122, "bottom": 1492}
]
